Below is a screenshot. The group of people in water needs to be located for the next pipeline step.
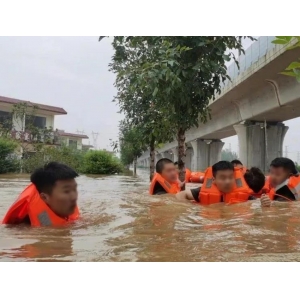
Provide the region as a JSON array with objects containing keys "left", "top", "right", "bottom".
[
  {"left": 1, "top": 156, "right": 299, "bottom": 227},
  {"left": 149, "top": 157, "right": 300, "bottom": 206}
]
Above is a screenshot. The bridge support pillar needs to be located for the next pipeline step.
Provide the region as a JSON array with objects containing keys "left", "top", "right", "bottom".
[
  {"left": 161, "top": 151, "right": 172, "bottom": 160},
  {"left": 171, "top": 147, "right": 178, "bottom": 162},
  {"left": 185, "top": 143, "right": 193, "bottom": 169},
  {"left": 191, "top": 139, "right": 224, "bottom": 170},
  {"left": 234, "top": 122, "right": 289, "bottom": 173}
]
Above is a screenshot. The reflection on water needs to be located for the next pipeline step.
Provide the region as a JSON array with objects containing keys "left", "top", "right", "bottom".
[{"left": 1, "top": 169, "right": 300, "bottom": 261}]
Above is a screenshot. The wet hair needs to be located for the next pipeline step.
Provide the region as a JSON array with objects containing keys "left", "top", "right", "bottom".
[
  {"left": 30, "top": 162, "right": 79, "bottom": 194},
  {"left": 156, "top": 158, "right": 174, "bottom": 174},
  {"left": 244, "top": 167, "right": 265, "bottom": 193},
  {"left": 231, "top": 159, "right": 243, "bottom": 166},
  {"left": 270, "top": 157, "right": 298, "bottom": 175},
  {"left": 212, "top": 161, "right": 234, "bottom": 177}
]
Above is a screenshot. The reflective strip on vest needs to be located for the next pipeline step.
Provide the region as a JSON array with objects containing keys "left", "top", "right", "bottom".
[
  {"left": 205, "top": 178, "right": 213, "bottom": 188},
  {"left": 236, "top": 178, "right": 242, "bottom": 188},
  {"left": 37, "top": 211, "right": 52, "bottom": 226}
]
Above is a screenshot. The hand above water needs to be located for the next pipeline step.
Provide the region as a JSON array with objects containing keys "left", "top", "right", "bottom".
[{"left": 260, "top": 194, "right": 272, "bottom": 207}]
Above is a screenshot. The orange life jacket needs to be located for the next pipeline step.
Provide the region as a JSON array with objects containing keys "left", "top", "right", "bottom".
[
  {"left": 269, "top": 175, "right": 300, "bottom": 201},
  {"left": 2, "top": 184, "right": 79, "bottom": 227},
  {"left": 251, "top": 176, "right": 271, "bottom": 198},
  {"left": 149, "top": 173, "right": 180, "bottom": 195},
  {"left": 190, "top": 171, "right": 205, "bottom": 183},
  {"left": 199, "top": 167, "right": 253, "bottom": 205},
  {"left": 185, "top": 168, "right": 192, "bottom": 183}
]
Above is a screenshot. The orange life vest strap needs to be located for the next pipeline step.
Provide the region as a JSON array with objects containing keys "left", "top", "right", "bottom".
[{"left": 149, "top": 173, "right": 180, "bottom": 195}]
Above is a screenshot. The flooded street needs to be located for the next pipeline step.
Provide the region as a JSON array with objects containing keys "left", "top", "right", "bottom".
[{"left": 1, "top": 169, "right": 300, "bottom": 261}]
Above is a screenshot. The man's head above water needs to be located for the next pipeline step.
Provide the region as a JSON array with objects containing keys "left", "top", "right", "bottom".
[
  {"left": 156, "top": 158, "right": 178, "bottom": 183},
  {"left": 212, "top": 161, "right": 265, "bottom": 194},
  {"left": 30, "top": 162, "right": 79, "bottom": 218},
  {"left": 231, "top": 159, "right": 243, "bottom": 169},
  {"left": 269, "top": 157, "right": 298, "bottom": 187},
  {"left": 212, "top": 161, "right": 235, "bottom": 193}
]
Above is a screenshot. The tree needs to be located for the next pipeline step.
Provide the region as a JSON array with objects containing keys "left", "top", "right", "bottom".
[
  {"left": 272, "top": 36, "right": 300, "bottom": 82},
  {"left": 221, "top": 148, "right": 238, "bottom": 161},
  {"left": 109, "top": 37, "right": 175, "bottom": 181},
  {"left": 118, "top": 120, "right": 146, "bottom": 175},
  {"left": 0, "top": 138, "right": 19, "bottom": 173},
  {"left": 108, "top": 36, "right": 254, "bottom": 183}
]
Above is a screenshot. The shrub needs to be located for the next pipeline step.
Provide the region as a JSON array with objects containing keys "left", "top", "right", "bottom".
[
  {"left": 82, "top": 150, "right": 123, "bottom": 174},
  {"left": 0, "top": 138, "right": 20, "bottom": 173},
  {"left": 22, "top": 146, "right": 84, "bottom": 173}
]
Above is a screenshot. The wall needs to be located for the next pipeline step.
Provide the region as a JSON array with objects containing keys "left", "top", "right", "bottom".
[{"left": 60, "top": 136, "right": 84, "bottom": 150}]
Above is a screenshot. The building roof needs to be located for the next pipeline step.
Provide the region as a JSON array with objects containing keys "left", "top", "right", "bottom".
[
  {"left": 0, "top": 95, "right": 67, "bottom": 115},
  {"left": 57, "top": 130, "right": 89, "bottom": 139}
]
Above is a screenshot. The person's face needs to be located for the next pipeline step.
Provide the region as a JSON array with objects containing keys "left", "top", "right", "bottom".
[
  {"left": 269, "top": 166, "right": 290, "bottom": 187},
  {"left": 161, "top": 163, "right": 178, "bottom": 183},
  {"left": 234, "top": 163, "right": 243, "bottom": 170},
  {"left": 41, "top": 179, "right": 78, "bottom": 218},
  {"left": 214, "top": 170, "right": 235, "bottom": 193}
]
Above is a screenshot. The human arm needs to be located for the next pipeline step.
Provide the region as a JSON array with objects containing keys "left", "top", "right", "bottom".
[
  {"left": 176, "top": 187, "right": 200, "bottom": 202},
  {"left": 260, "top": 194, "right": 272, "bottom": 207}
]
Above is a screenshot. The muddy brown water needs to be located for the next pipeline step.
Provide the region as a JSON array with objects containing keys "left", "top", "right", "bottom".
[{"left": 1, "top": 169, "right": 300, "bottom": 261}]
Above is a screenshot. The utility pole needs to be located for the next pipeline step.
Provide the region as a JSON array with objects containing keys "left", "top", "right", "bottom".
[{"left": 92, "top": 131, "right": 99, "bottom": 150}]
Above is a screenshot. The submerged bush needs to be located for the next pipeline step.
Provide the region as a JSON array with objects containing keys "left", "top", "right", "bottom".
[
  {"left": 22, "top": 146, "right": 84, "bottom": 173},
  {"left": 0, "top": 138, "right": 20, "bottom": 173},
  {"left": 82, "top": 150, "right": 123, "bottom": 174}
]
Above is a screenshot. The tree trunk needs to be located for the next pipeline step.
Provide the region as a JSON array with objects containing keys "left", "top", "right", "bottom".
[
  {"left": 149, "top": 137, "right": 155, "bottom": 182},
  {"left": 177, "top": 128, "right": 186, "bottom": 190},
  {"left": 133, "top": 157, "right": 137, "bottom": 176}
]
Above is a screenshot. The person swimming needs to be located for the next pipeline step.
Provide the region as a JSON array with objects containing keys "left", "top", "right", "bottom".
[
  {"left": 176, "top": 161, "right": 265, "bottom": 204},
  {"left": 261, "top": 157, "right": 299, "bottom": 207}
]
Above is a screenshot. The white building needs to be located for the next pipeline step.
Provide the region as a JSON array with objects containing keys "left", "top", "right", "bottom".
[
  {"left": 0, "top": 95, "right": 90, "bottom": 153},
  {"left": 56, "top": 130, "right": 89, "bottom": 151}
]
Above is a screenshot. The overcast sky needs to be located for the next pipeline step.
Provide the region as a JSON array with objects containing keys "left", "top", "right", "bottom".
[{"left": 0, "top": 37, "right": 299, "bottom": 161}]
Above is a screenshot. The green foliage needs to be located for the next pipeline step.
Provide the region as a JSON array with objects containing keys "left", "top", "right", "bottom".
[
  {"left": 82, "top": 150, "right": 123, "bottom": 174},
  {"left": 119, "top": 120, "right": 146, "bottom": 165},
  {"left": 296, "top": 163, "right": 300, "bottom": 173},
  {"left": 0, "top": 138, "right": 20, "bottom": 173},
  {"left": 22, "top": 146, "right": 84, "bottom": 173},
  {"left": 272, "top": 36, "right": 300, "bottom": 82},
  {"left": 221, "top": 148, "right": 238, "bottom": 161},
  {"left": 108, "top": 36, "right": 253, "bottom": 180}
]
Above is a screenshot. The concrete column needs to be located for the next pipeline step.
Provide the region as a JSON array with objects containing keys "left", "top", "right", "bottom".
[
  {"left": 234, "top": 122, "right": 288, "bottom": 173},
  {"left": 209, "top": 140, "right": 224, "bottom": 165},
  {"left": 162, "top": 151, "right": 172, "bottom": 160},
  {"left": 194, "top": 140, "right": 224, "bottom": 171},
  {"left": 185, "top": 144, "right": 193, "bottom": 169},
  {"left": 190, "top": 139, "right": 200, "bottom": 170},
  {"left": 156, "top": 153, "right": 163, "bottom": 162},
  {"left": 171, "top": 147, "right": 178, "bottom": 162}
]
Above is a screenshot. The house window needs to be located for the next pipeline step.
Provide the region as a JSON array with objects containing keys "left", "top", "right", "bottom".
[
  {"left": 69, "top": 139, "right": 78, "bottom": 149},
  {"left": 25, "top": 115, "right": 46, "bottom": 129},
  {"left": 0, "top": 111, "right": 12, "bottom": 129}
]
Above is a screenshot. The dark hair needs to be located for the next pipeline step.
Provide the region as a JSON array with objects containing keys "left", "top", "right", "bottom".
[
  {"left": 30, "top": 162, "right": 79, "bottom": 194},
  {"left": 244, "top": 167, "right": 265, "bottom": 193},
  {"left": 212, "top": 161, "right": 234, "bottom": 177},
  {"left": 156, "top": 158, "right": 174, "bottom": 174},
  {"left": 174, "top": 161, "right": 178, "bottom": 166},
  {"left": 231, "top": 159, "right": 242, "bottom": 166},
  {"left": 270, "top": 157, "right": 298, "bottom": 175}
]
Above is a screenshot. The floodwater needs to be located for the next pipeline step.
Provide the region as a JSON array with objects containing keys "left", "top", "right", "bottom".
[{"left": 1, "top": 169, "right": 300, "bottom": 262}]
